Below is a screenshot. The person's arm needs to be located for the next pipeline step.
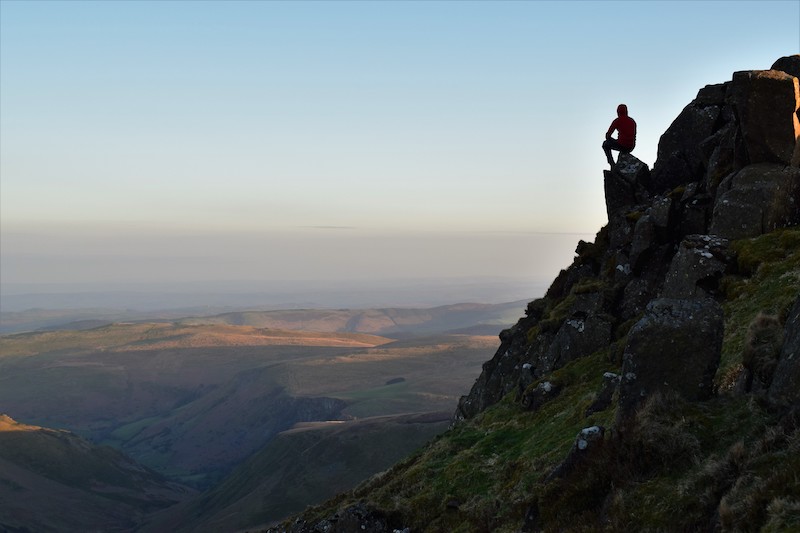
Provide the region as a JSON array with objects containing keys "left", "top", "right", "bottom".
[{"left": 606, "top": 118, "right": 618, "bottom": 140}]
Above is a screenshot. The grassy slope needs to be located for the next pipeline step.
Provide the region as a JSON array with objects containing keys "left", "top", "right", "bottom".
[{"left": 275, "top": 228, "right": 800, "bottom": 532}]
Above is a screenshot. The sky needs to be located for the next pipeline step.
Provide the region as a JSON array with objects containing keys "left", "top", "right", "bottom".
[{"left": 1, "top": 1, "right": 798, "bottom": 304}]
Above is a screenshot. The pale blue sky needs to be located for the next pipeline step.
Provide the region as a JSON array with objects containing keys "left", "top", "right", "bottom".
[{"left": 1, "top": 1, "right": 798, "bottom": 294}]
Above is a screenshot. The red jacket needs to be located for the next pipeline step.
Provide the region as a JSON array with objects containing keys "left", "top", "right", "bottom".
[{"left": 607, "top": 104, "right": 636, "bottom": 150}]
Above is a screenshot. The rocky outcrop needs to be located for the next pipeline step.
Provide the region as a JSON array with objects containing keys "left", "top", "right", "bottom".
[
  {"left": 617, "top": 298, "right": 724, "bottom": 422},
  {"left": 456, "top": 57, "right": 800, "bottom": 425},
  {"left": 662, "top": 235, "right": 732, "bottom": 298},
  {"left": 547, "top": 425, "right": 605, "bottom": 480},
  {"left": 772, "top": 54, "right": 800, "bottom": 79},
  {"left": 710, "top": 163, "right": 800, "bottom": 239},
  {"left": 728, "top": 69, "right": 800, "bottom": 166},
  {"left": 651, "top": 55, "right": 800, "bottom": 198}
]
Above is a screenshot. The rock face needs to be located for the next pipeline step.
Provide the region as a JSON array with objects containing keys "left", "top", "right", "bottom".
[
  {"left": 728, "top": 69, "right": 800, "bottom": 166},
  {"left": 710, "top": 163, "right": 800, "bottom": 239},
  {"left": 662, "top": 235, "right": 731, "bottom": 298},
  {"left": 617, "top": 298, "right": 724, "bottom": 422},
  {"left": 455, "top": 57, "right": 800, "bottom": 425}
]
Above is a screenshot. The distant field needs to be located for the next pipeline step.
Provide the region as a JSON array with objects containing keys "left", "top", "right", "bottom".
[{"left": 0, "top": 319, "right": 500, "bottom": 488}]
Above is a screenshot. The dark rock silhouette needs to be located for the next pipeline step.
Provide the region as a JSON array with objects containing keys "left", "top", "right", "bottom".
[
  {"left": 617, "top": 298, "right": 724, "bottom": 422},
  {"left": 456, "top": 57, "right": 800, "bottom": 425}
]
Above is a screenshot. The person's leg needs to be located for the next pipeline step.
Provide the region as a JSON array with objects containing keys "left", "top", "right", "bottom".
[
  {"left": 602, "top": 139, "right": 616, "bottom": 167},
  {"left": 603, "top": 138, "right": 629, "bottom": 167}
]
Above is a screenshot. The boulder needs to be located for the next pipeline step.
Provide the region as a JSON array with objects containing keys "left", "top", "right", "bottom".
[
  {"left": 619, "top": 244, "right": 673, "bottom": 320},
  {"left": 727, "top": 69, "right": 800, "bottom": 166},
  {"left": 769, "top": 297, "right": 800, "bottom": 407},
  {"left": 650, "top": 99, "right": 721, "bottom": 193},
  {"left": 662, "top": 235, "right": 732, "bottom": 298},
  {"left": 679, "top": 188, "right": 714, "bottom": 236},
  {"left": 544, "top": 312, "right": 613, "bottom": 371},
  {"left": 585, "top": 372, "right": 620, "bottom": 416},
  {"left": 520, "top": 380, "right": 562, "bottom": 411},
  {"left": 629, "top": 214, "right": 656, "bottom": 272},
  {"left": 617, "top": 298, "right": 724, "bottom": 421},
  {"left": 604, "top": 153, "right": 650, "bottom": 218},
  {"left": 710, "top": 163, "right": 800, "bottom": 239},
  {"left": 547, "top": 426, "right": 606, "bottom": 481},
  {"left": 771, "top": 54, "right": 800, "bottom": 80}
]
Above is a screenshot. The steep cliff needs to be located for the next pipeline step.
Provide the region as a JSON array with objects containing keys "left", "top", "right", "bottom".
[{"left": 265, "top": 55, "right": 800, "bottom": 533}]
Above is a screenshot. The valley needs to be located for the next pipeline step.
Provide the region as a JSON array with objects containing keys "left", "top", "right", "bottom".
[{"left": 0, "top": 301, "right": 520, "bottom": 531}]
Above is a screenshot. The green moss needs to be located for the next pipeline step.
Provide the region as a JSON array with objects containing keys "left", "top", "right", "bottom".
[
  {"left": 717, "top": 228, "right": 800, "bottom": 390},
  {"left": 572, "top": 279, "right": 606, "bottom": 295},
  {"left": 670, "top": 185, "right": 687, "bottom": 199},
  {"left": 625, "top": 210, "right": 644, "bottom": 222},
  {"left": 731, "top": 228, "right": 800, "bottom": 276}
]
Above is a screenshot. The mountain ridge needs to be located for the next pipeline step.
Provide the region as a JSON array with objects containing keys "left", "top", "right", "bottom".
[{"left": 264, "top": 54, "right": 800, "bottom": 533}]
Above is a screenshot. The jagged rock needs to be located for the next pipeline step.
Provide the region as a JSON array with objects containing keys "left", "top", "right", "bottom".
[
  {"left": 520, "top": 380, "right": 562, "bottom": 411},
  {"left": 701, "top": 117, "right": 745, "bottom": 192},
  {"left": 662, "top": 235, "right": 732, "bottom": 298},
  {"left": 629, "top": 214, "right": 656, "bottom": 272},
  {"left": 547, "top": 426, "right": 605, "bottom": 480},
  {"left": 585, "top": 372, "right": 620, "bottom": 416},
  {"left": 523, "top": 330, "right": 558, "bottom": 381},
  {"left": 570, "top": 292, "right": 606, "bottom": 316},
  {"left": 679, "top": 187, "right": 714, "bottom": 236},
  {"left": 604, "top": 153, "right": 650, "bottom": 218},
  {"left": 727, "top": 69, "right": 800, "bottom": 166},
  {"left": 695, "top": 82, "right": 728, "bottom": 106},
  {"left": 620, "top": 277, "right": 656, "bottom": 320},
  {"left": 619, "top": 244, "right": 673, "bottom": 320},
  {"left": 650, "top": 96, "right": 722, "bottom": 193},
  {"left": 543, "top": 313, "right": 612, "bottom": 372},
  {"left": 456, "top": 320, "right": 536, "bottom": 419},
  {"left": 710, "top": 163, "right": 800, "bottom": 239},
  {"left": 769, "top": 297, "right": 800, "bottom": 407},
  {"left": 772, "top": 54, "right": 800, "bottom": 79},
  {"left": 617, "top": 298, "right": 724, "bottom": 422},
  {"left": 607, "top": 210, "right": 637, "bottom": 251},
  {"left": 648, "top": 195, "right": 673, "bottom": 231}
]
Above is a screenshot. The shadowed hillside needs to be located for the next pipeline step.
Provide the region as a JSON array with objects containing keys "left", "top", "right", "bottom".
[{"left": 0, "top": 415, "right": 194, "bottom": 532}]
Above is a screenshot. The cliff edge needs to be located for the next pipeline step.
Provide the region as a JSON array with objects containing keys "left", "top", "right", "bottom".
[{"left": 266, "top": 55, "right": 800, "bottom": 533}]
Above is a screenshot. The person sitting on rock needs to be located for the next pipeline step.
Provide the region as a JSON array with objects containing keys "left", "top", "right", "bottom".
[{"left": 603, "top": 104, "right": 637, "bottom": 168}]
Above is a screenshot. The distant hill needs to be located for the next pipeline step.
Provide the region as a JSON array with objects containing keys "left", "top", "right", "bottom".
[
  {"left": 176, "top": 300, "right": 529, "bottom": 336},
  {"left": 0, "top": 414, "right": 194, "bottom": 532}
]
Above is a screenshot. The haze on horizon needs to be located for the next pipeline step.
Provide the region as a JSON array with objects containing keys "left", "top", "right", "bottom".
[{"left": 1, "top": 1, "right": 797, "bottom": 307}]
